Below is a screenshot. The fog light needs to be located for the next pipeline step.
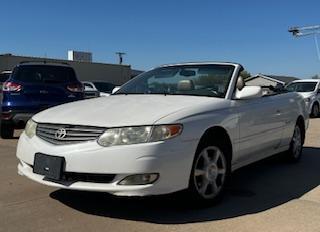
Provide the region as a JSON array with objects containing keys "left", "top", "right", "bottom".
[{"left": 118, "top": 173, "right": 159, "bottom": 185}]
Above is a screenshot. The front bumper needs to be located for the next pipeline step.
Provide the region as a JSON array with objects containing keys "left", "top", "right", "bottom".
[{"left": 16, "top": 132, "right": 198, "bottom": 196}]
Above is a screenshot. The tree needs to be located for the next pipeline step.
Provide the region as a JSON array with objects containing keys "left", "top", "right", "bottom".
[
  {"left": 311, "top": 74, "right": 320, "bottom": 79},
  {"left": 240, "top": 70, "right": 251, "bottom": 79}
]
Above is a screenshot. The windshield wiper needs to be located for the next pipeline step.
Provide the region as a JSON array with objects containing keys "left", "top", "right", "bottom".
[{"left": 114, "top": 92, "right": 170, "bottom": 95}]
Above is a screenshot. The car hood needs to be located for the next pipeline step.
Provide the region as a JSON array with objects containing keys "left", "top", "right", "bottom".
[{"left": 33, "top": 95, "right": 223, "bottom": 127}]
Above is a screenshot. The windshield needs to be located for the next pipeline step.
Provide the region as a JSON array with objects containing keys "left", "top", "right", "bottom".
[
  {"left": 285, "top": 82, "right": 317, "bottom": 92},
  {"left": 14, "top": 65, "right": 77, "bottom": 83},
  {"left": 93, "top": 82, "right": 115, "bottom": 93},
  {"left": 115, "top": 64, "right": 235, "bottom": 98}
]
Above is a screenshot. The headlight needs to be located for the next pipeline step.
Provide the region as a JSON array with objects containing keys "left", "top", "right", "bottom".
[
  {"left": 25, "top": 119, "right": 37, "bottom": 138},
  {"left": 97, "top": 124, "right": 182, "bottom": 147},
  {"left": 98, "top": 126, "right": 152, "bottom": 147}
]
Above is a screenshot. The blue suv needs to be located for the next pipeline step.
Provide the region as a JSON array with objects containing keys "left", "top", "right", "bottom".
[{"left": 1, "top": 62, "right": 84, "bottom": 138}]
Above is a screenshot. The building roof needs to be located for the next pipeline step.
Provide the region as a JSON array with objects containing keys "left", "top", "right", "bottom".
[
  {"left": 246, "top": 74, "right": 299, "bottom": 84},
  {"left": 0, "top": 53, "right": 130, "bottom": 68}
]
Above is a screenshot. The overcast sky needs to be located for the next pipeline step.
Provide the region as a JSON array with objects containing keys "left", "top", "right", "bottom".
[{"left": 1, "top": 0, "right": 320, "bottom": 78}]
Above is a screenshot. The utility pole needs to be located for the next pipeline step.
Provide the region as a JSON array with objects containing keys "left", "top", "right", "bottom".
[
  {"left": 115, "top": 52, "right": 126, "bottom": 65},
  {"left": 288, "top": 25, "right": 320, "bottom": 61}
]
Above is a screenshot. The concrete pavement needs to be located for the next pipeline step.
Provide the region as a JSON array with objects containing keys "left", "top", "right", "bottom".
[{"left": 1, "top": 119, "right": 320, "bottom": 232}]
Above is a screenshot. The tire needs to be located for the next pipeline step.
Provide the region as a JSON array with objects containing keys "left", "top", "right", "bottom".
[
  {"left": 286, "top": 123, "right": 303, "bottom": 162},
  {"left": 187, "top": 139, "right": 231, "bottom": 205},
  {"left": 0, "top": 121, "right": 14, "bottom": 139},
  {"left": 311, "top": 103, "right": 319, "bottom": 118}
]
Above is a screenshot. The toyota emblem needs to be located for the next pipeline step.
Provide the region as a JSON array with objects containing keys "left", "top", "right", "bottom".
[{"left": 55, "top": 128, "right": 67, "bottom": 139}]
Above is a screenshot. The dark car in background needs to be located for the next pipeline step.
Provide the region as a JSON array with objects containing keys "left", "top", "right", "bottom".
[
  {"left": 1, "top": 62, "right": 84, "bottom": 138},
  {"left": 82, "top": 81, "right": 100, "bottom": 98},
  {"left": 0, "top": 71, "right": 12, "bottom": 102},
  {"left": 0, "top": 70, "right": 12, "bottom": 89},
  {"left": 82, "top": 81, "right": 116, "bottom": 97}
]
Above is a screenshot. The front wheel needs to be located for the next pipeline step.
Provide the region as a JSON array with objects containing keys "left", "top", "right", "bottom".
[
  {"left": 0, "top": 121, "right": 14, "bottom": 139},
  {"left": 286, "top": 124, "right": 303, "bottom": 162},
  {"left": 311, "top": 103, "right": 319, "bottom": 118},
  {"left": 187, "top": 143, "right": 230, "bottom": 204}
]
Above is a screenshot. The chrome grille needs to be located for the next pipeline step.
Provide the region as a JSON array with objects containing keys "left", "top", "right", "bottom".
[{"left": 36, "top": 123, "right": 105, "bottom": 145}]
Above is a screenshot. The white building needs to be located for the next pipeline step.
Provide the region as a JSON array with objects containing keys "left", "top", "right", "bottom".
[{"left": 245, "top": 74, "right": 299, "bottom": 87}]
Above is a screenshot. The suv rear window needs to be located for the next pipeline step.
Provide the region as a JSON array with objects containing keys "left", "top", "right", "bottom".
[{"left": 13, "top": 65, "right": 77, "bottom": 83}]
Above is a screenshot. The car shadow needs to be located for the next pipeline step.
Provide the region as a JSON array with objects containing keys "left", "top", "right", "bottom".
[{"left": 50, "top": 147, "right": 320, "bottom": 224}]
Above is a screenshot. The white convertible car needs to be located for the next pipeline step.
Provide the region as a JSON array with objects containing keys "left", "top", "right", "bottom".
[{"left": 16, "top": 62, "right": 308, "bottom": 203}]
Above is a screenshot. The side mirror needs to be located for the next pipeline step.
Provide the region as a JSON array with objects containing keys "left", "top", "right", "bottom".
[
  {"left": 112, "top": 86, "right": 121, "bottom": 94},
  {"left": 235, "top": 86, "right": 262, "bottom": 100},
  {"left": 317, "top": 89, "right": 320, "bottom": 94},
  {"left": 274, "top": 83, "right": 284, "bottom": 92}
]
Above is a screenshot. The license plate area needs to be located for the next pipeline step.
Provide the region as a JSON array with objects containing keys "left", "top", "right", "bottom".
[{"left": 33, "top": 153, "right": 65, "bottom": 180}]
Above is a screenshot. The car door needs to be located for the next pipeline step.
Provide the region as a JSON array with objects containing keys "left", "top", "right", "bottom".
[
  {"left": 277, "top": 92, "right": 304, "bottom": 148},
  {"left": 233, "top": 95, "right": 285, "bottom": 165}
]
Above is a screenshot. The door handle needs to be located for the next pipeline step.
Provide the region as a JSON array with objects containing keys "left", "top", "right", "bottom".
[
  {"left": 276, "top": 110, "right": 281, "bottom": 115},
  {"left": 40, "top": 90, "right": 48, "bottom": 94}
]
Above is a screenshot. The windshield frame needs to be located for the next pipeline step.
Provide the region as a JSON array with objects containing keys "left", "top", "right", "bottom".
[{"left": 114, "top": 63, "right": 238, "bottom": 99}]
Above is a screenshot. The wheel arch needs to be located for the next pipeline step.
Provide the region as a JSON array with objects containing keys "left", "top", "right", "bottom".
[{"left": 196, "top": 126, "right": 233, "bottom": 163}]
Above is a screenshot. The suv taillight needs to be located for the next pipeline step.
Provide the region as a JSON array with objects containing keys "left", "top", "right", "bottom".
[
  {"left": 67, "top": 83, "right": 84, "bottom": 93},
  {"left": 2, "top": 82, "right": 22, "bottom": 92}
]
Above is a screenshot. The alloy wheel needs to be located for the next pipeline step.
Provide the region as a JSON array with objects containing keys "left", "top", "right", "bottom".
[
  {"left": 193, "top": 146, "right": 227, "bottom": 199},
  {"left": 292, "top": 125, "right": 302, "bottom": 159},
  {"left": 313, "top": 104, "right": 319, "bottom": 117}
]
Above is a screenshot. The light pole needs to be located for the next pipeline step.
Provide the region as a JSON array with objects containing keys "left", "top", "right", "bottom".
[
  {"left": 115, "top": 52, "right": 126, "bottom": 65},
  {"left": 288, "top": 25, "right": 320, "bottom": 61}
]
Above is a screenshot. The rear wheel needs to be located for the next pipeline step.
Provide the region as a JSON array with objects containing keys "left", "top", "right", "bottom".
[
  {"left": 187, "top": 141, "right": 230, "bottom": 204},
  {"left": 311, "top": 103, "right": 319, "bottom": 118},
  {"left": 0, "top": 121, "right": 14, "bottom": 139},
  {"left": 286, "top": 123, "right": 303, "bottom": 162}
]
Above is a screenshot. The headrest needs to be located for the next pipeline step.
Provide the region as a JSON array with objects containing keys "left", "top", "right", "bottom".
[{"left": 177, "top": 80, "right": 195, "bottom": 91}]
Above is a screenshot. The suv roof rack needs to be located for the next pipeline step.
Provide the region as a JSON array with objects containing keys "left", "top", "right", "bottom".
[{"left": 19, "top": 60, "right": 70, "bottom": 66}]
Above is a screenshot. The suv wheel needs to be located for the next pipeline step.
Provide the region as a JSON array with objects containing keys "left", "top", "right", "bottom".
[
  {"left": 187, "top": 141, "right": 230, "bottom": 204},
  {"left": 0, "top": 121, "right": 14, "bottom": 139},
  {"left": 311, "top": 103, "right": 319, "bottom": 118}
]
